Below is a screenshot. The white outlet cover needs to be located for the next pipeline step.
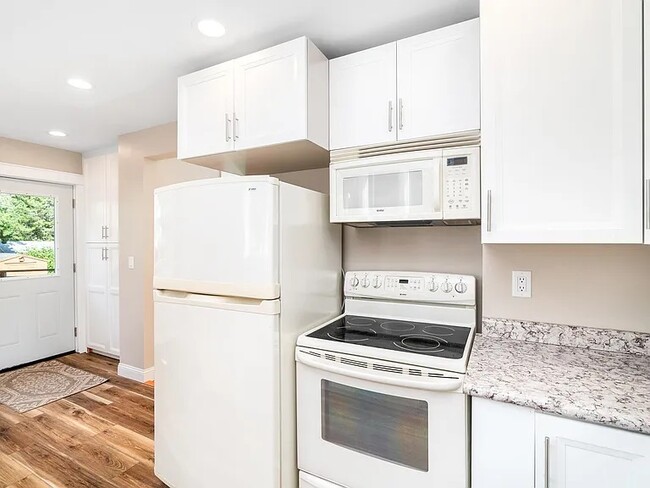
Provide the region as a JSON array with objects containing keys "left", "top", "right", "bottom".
[{"left": 512, "top": 271, "right": 532, "bottom": 298}]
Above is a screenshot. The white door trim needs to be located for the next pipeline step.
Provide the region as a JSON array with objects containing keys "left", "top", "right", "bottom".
[{"left": 0, "top": 161, "right": 87, "bottom": 354}]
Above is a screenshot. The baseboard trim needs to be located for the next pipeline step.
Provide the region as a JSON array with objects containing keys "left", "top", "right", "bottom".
[{"left": 117, "top": 363, "right": 155, "bottom": 383}]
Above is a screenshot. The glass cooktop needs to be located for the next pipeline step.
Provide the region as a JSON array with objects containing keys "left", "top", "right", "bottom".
[{"left": 307, "top": 315, "right": 472, "bottom": 359}]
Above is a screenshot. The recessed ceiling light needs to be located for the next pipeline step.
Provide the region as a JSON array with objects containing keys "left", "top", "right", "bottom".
[
  {"left": 48, "top": 130, "right": 67, "bottom": 137},
  {"left": 197, "top": 19, "right": 226, "bottom": 38},
  {"left": 67, "top": 78, "right": 93, "bottom": 90}
]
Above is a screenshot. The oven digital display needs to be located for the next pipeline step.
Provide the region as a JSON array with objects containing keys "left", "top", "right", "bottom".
[
  {"left": 399, "top": 279, "right": 408, "bottom": 284},
  {"left": 447, "top": 156, "right": 468, "bottom": 166}
]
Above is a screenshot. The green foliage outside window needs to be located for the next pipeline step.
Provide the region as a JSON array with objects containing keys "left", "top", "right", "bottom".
[{"left": 0, "top": 194, "right": 55, "bottom": 243}]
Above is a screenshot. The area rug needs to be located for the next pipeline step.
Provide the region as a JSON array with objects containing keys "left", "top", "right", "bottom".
[{"left": 0, "top": 360, "right": 107, "bottom": 413}]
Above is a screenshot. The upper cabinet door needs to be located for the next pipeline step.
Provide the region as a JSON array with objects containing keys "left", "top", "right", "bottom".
[
  {"left": 177, "top": 61, "right": 234, "bottom": 160},
  {"left": 397, "top": 18, "right": 480, "bottom": 141},
  {"left": 329, "top": 43, "right": 397, "bottom": 150},
  {"left": 481, "top": 0, "right": 643, "bottom": 243},
  {"left": 105, "top": 152, "right": 119, "bottom": 243},
  {"left": 83, "top": 155, "right": 107, "bottom": 242},
  {"left": 233, "top": 38, "right": 308, "bottom": 151}
]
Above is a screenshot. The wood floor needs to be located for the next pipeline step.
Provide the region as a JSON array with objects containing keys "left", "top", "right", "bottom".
[{"left": 0, "top": 353, "right": 167, "bottom": 488}]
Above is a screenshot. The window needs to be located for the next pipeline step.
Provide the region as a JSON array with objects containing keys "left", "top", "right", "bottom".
[{"left": 0, "top": 192, "right": 57, "bottom": 278}]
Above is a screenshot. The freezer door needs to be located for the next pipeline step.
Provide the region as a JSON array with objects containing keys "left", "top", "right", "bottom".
[
  {"left": 154, "top": 291, "right": 281, "bottom": 488},
  {"left": 154, "top": 177, "right": 279, "bottom": 299}
]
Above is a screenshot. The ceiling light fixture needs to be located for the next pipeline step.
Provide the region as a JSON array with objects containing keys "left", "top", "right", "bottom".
[
  {"left": 197, "top": 18, "right": 226, "bottom": 38},
  {"left": 48, "top": 130, "right": 67, "bottom": 137},
  {"left": 67, "top": 78, "right": 93, "bottom": 90}
]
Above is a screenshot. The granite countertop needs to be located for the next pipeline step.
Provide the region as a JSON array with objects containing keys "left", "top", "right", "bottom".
[{"left": 463, "top": 318, "right": 650, "bottom": 434}]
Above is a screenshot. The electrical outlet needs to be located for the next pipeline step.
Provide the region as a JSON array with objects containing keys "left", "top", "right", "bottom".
[{"left": 512, "top": 271, "right": 532, "bottom": 298}]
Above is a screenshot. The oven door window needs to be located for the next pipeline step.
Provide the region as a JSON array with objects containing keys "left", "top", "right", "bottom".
[
  {"left": 342, "top": 170, "right": 423, "bottom": 210},
  {"left": 321, "top": 380, "right": 428, "bottom": 471}
]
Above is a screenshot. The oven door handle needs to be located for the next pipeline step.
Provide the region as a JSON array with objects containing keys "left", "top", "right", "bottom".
[{"left": 296, "top": 350, "right": 463, "bottom": 392}]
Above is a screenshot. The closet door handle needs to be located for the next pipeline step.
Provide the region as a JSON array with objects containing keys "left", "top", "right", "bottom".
[
  {"left": 233, "top": 112, "right": 239, "bottom": 140},
  {"left": 225, "top": 113, "right": 232, "bottom": 142},
  {"left": 544, "top": 436, "right": 550, "bottom": 488},
  {"left": 398, "top": 98, "right": 404, "bottom": 130},
  {"left": 101, "top": 248, "right": 105, "bottom": 261},
  {"left": 388, "top": 101, "right": 393, "bottom": 132},
  {"left": 101, "top": 226, "right": 105, "bottom": 239},
  {"left": 105, "top": 226, "right": 109, "bottom": 239},
  {"left": 486, "top": 190, "right": 493, "bottom": 232}
]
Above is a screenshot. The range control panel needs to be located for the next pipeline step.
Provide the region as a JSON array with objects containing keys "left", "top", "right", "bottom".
[{"left": 345, "top": 271, "right": 476, "bottom": 305}]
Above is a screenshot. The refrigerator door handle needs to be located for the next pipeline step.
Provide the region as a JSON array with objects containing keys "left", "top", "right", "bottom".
[{"left": 153, "top": 289, "right": 280, "bottom": 315}]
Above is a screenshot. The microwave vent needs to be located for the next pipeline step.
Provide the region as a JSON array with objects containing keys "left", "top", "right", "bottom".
[{"left": 330, "top": 130, "right": 480, "bottom": 164}]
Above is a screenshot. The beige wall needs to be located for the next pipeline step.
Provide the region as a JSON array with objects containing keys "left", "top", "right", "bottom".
[
  {"left": 483, "top": 245, "right": 650, "bottom": 333},
  {"left": 118, "top": 122, "right": 219, "bottom": 371},
  {"left": 0, "top": 137, "right": 82, "bottom": 174}
]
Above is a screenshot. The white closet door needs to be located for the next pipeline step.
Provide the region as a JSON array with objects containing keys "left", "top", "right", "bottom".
[
  {"left": 177, "top": 61, "right": 235, "bottom": 159},
  {"left": 107, "top": 245, "right": 119, "bottom": 356},
  {"left": 85, "top": 244, "right": 108, "bottom": 353},
  {"left": 234, "top": 38, "right": 307, "bottom": 150},
  {"left": 83, "top": 155, "right": 107, "bottom": 242},
  {"left": 329, "top": 42, "right": 397, "bottom": 150},
  {"left": 397, "top": 18, "right": 479, "bottom": 140},
  {"left": 481, "top": 0, "right": 643, "bottom": 243}
]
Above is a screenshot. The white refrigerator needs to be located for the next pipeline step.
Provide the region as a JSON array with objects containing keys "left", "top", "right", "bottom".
[{"left": 153, "top": 176, "right": 342, "bottom": 488}]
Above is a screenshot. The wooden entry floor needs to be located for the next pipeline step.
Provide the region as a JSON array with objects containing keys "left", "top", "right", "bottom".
[{"left": 0, "top": 353, "right": 167, "bottom": 488}]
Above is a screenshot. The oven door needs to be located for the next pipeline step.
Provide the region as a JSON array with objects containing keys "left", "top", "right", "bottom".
[
  {"left": 330, "top": 150, "right": 442, "bottom": 224},
  {"left": 296, "top": 350, "right": 469, "bottom": 488}
]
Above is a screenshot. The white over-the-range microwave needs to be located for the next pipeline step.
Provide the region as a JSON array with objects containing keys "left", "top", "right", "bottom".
[{"left": 329, "top": 146, "right": 480, "bottom": 226}]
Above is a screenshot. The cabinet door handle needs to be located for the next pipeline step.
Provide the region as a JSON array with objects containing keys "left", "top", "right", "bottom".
[
  {"left": 388, "top": 101, "right": 393, "bottom": 132},
  {"left": 645, "top": 179, "right": 650, "bottom": 230},
  {"left": 486, "top": 190, "right": 493, "bottom": 232},
  {"left": 544, "top": 436, "right": 550, "bottom": 488},
  {"left": 233, "top": 112, "right": 239, "bottom": 140},
  {"left": 225, "top": 113, "right": 232, "bottom": 142},
  {"left": 101, "top": 248, "right": 105, "bottom": 261},
  {"left": 101, "top": 226, "right": 105, "bottom": 239},
  {"left": 105, "top": 226, "right": 109, "bottom": 239},
  {"left": 398, "top": 98, "right": 404, "bottom": 130}
]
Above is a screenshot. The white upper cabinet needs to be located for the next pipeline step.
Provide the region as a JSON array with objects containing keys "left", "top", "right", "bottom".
[
  {"left": 83, "top": 152, "right": 118, "bottom": 243},
  {"left": 397, "top": 19, "right": 480, "bottom": 141},
  {"left": 481, "top": 0, "right": 643, "bottom": 243},
  {"left": 177, "top": 61, "right": 234, "bottom": 160},
  {"left": 177, "top": 37, "right": 328, "bottom": 174},
  {"left": 329, "top": 43, "right": 397, "bottom": 150},
  {"left": 535, "top": 413, "right": 650, "bottom": 488}
]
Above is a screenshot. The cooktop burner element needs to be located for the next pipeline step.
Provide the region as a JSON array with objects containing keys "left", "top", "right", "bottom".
[{"left": 307, "top": 315, "right": 471, "bottom": 359}]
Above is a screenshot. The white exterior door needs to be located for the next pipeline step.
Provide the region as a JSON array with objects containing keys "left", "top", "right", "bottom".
[
  {"left": 154, "top": 177, "right": 279, "bottom": 299},
  {"left": 0, "top": 178, "right": 75, "bottom": 370},
  {"left": 329, "top": 42, "right": 397, "bottom": 150},
  {"left": 535, "top": 413, "right": 650, "bottom": 487},
  {"left": 177, "top": 61, "right": 235, "bottom": 159},
  {"left": 154, "top": 291, "right": 280, "bottom": 488},
  {"left": 397, "top": 18, "right": 479, "bottom": 141},
  {"left": 481, "top": 0, "right": 643, "bottom": 243},
  {"left": 234, "top": 38, "right": 307, "bottom": 150}
]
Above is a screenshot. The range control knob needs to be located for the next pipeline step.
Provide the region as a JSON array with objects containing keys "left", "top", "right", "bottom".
[
  {"left": 350, "top": 275, "right": 360, "bottom": 288},
  {"left": 441, "top": 280, "right": 453, "bottom": 293},
  {"left": 455, "top": 282, "right": 468, "bottom": 294},
  {"left": 428, "top": 279, "right": 439, "bottom": 292},
  {"left": 361, "top": 275, "right": 370, "bottom": 288},
  {"left": 372, "top": 275, "right": 382, "bottom": 288}
]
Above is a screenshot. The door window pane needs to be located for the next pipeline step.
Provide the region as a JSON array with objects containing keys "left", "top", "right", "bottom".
[
  {"left": 342, "top": 170, "right": 423, "bottom": 209},
  {"left": 321, "top": 380, "right": 429, "bottom": 471},
  {"left": 0, "top": 193, "right": 56, "bottom": 278}
]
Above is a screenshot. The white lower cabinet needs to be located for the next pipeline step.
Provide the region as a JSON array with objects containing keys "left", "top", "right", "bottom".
[
  {"left": 472, "top": 398, "right": 650, "bottom": 487},
  {"left": 86, "top": 243, "right": 119, "bottom": 357}
]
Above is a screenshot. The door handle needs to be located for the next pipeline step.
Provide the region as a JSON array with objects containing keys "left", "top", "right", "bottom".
[
  {"left": 225, "top": 113, "right": 232, "bottom": 142},
  {"left": 486, "top": 190, "right": 493, "bottom": 232},
  {"left": 544, "top": 436, "right": 550, "bottom": 488},
  {"left": 398, "top": 98, "right": 404, "bottom": 130},
  {"left": 233, "top": 112, "right": 239, "bottom": 140},
  {"left": 105, "top": 226, "right": 109, "bottom": 239},
  {"left": 388, "top": 100, "right": 393, "bottom": 132},
  {"left": 101, "top": 248, "right": 105, "bottom": 261},
  {"left": 101, "top": 226, "right": 105, "bottom": 239}
]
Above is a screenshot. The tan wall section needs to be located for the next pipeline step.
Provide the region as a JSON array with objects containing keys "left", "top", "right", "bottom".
[
  {"left": 483, "top": 245, "right": 650, "bottom": 333},
  {"left": 0, "top": 137, "right": 82, "bottom": 174}
]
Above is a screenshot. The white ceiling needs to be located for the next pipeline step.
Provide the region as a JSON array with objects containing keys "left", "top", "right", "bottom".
[{"left": 0, "top": 0, "right": 479, "bottom": 153}]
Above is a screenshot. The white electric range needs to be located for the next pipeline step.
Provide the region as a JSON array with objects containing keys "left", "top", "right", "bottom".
[{"left": 295, "top": 270, "right": 476, "bottom": 488}]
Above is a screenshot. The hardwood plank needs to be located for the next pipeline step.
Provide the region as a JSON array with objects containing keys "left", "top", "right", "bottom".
[
  {"left": 1, "top": 413, "right": 90, "bottom": 453},
  {"left": 40, "top": 400, "right": 114, "bottom": 436},
  {"left": 5, "top": 474, "right": 52, "bottom": 488},
  {"left": 66, "top": 391, "right": 112, "bottom": 411},
  {"left": 112, "top": 463, "right": 167, "bottom": 488},
  {"left": 58, "top": 436, "right": 139, "bottom": 482},
  {"left": 0, "top": 451, "right": 32, "bottom": 486},
  {"left": 91, "top": 405, "right": 154, "bottom": 440},
  {"left": 96, "top": 425, "right": 154, "bottom": 466},
  {"left": 91, "top": 387, "right": 153, "bottom": 415}
]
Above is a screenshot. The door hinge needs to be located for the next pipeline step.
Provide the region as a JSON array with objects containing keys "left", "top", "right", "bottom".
[
  {"left": 73, "top": 263, "right": 77, "bottom": 273},
  {"left": 72, "top": 198, "right": 76, "bottom": 209},
  {"left": 74, "top": 327, "right": 78, "bottom": 338}
]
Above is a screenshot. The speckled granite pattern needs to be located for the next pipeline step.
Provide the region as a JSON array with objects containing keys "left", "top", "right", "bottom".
[
  {"left": 482, "top": 317, "right": 650, "bottom": 356},
  {"left": 464, "top": 334, "right": 650, "bottom": 434}
]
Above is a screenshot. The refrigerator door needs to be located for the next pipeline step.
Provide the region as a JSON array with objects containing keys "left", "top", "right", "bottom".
[
  {"left": 154, "top": 176, "right": 280, "bottom": 299},
  {"left": 154, "top": 290, "right": 281, "bottom": 488}
]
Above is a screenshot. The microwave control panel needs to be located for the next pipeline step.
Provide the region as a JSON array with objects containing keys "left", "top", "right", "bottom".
[{"left": 442, "top": 147, "right": 480, "bottom": 221}]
